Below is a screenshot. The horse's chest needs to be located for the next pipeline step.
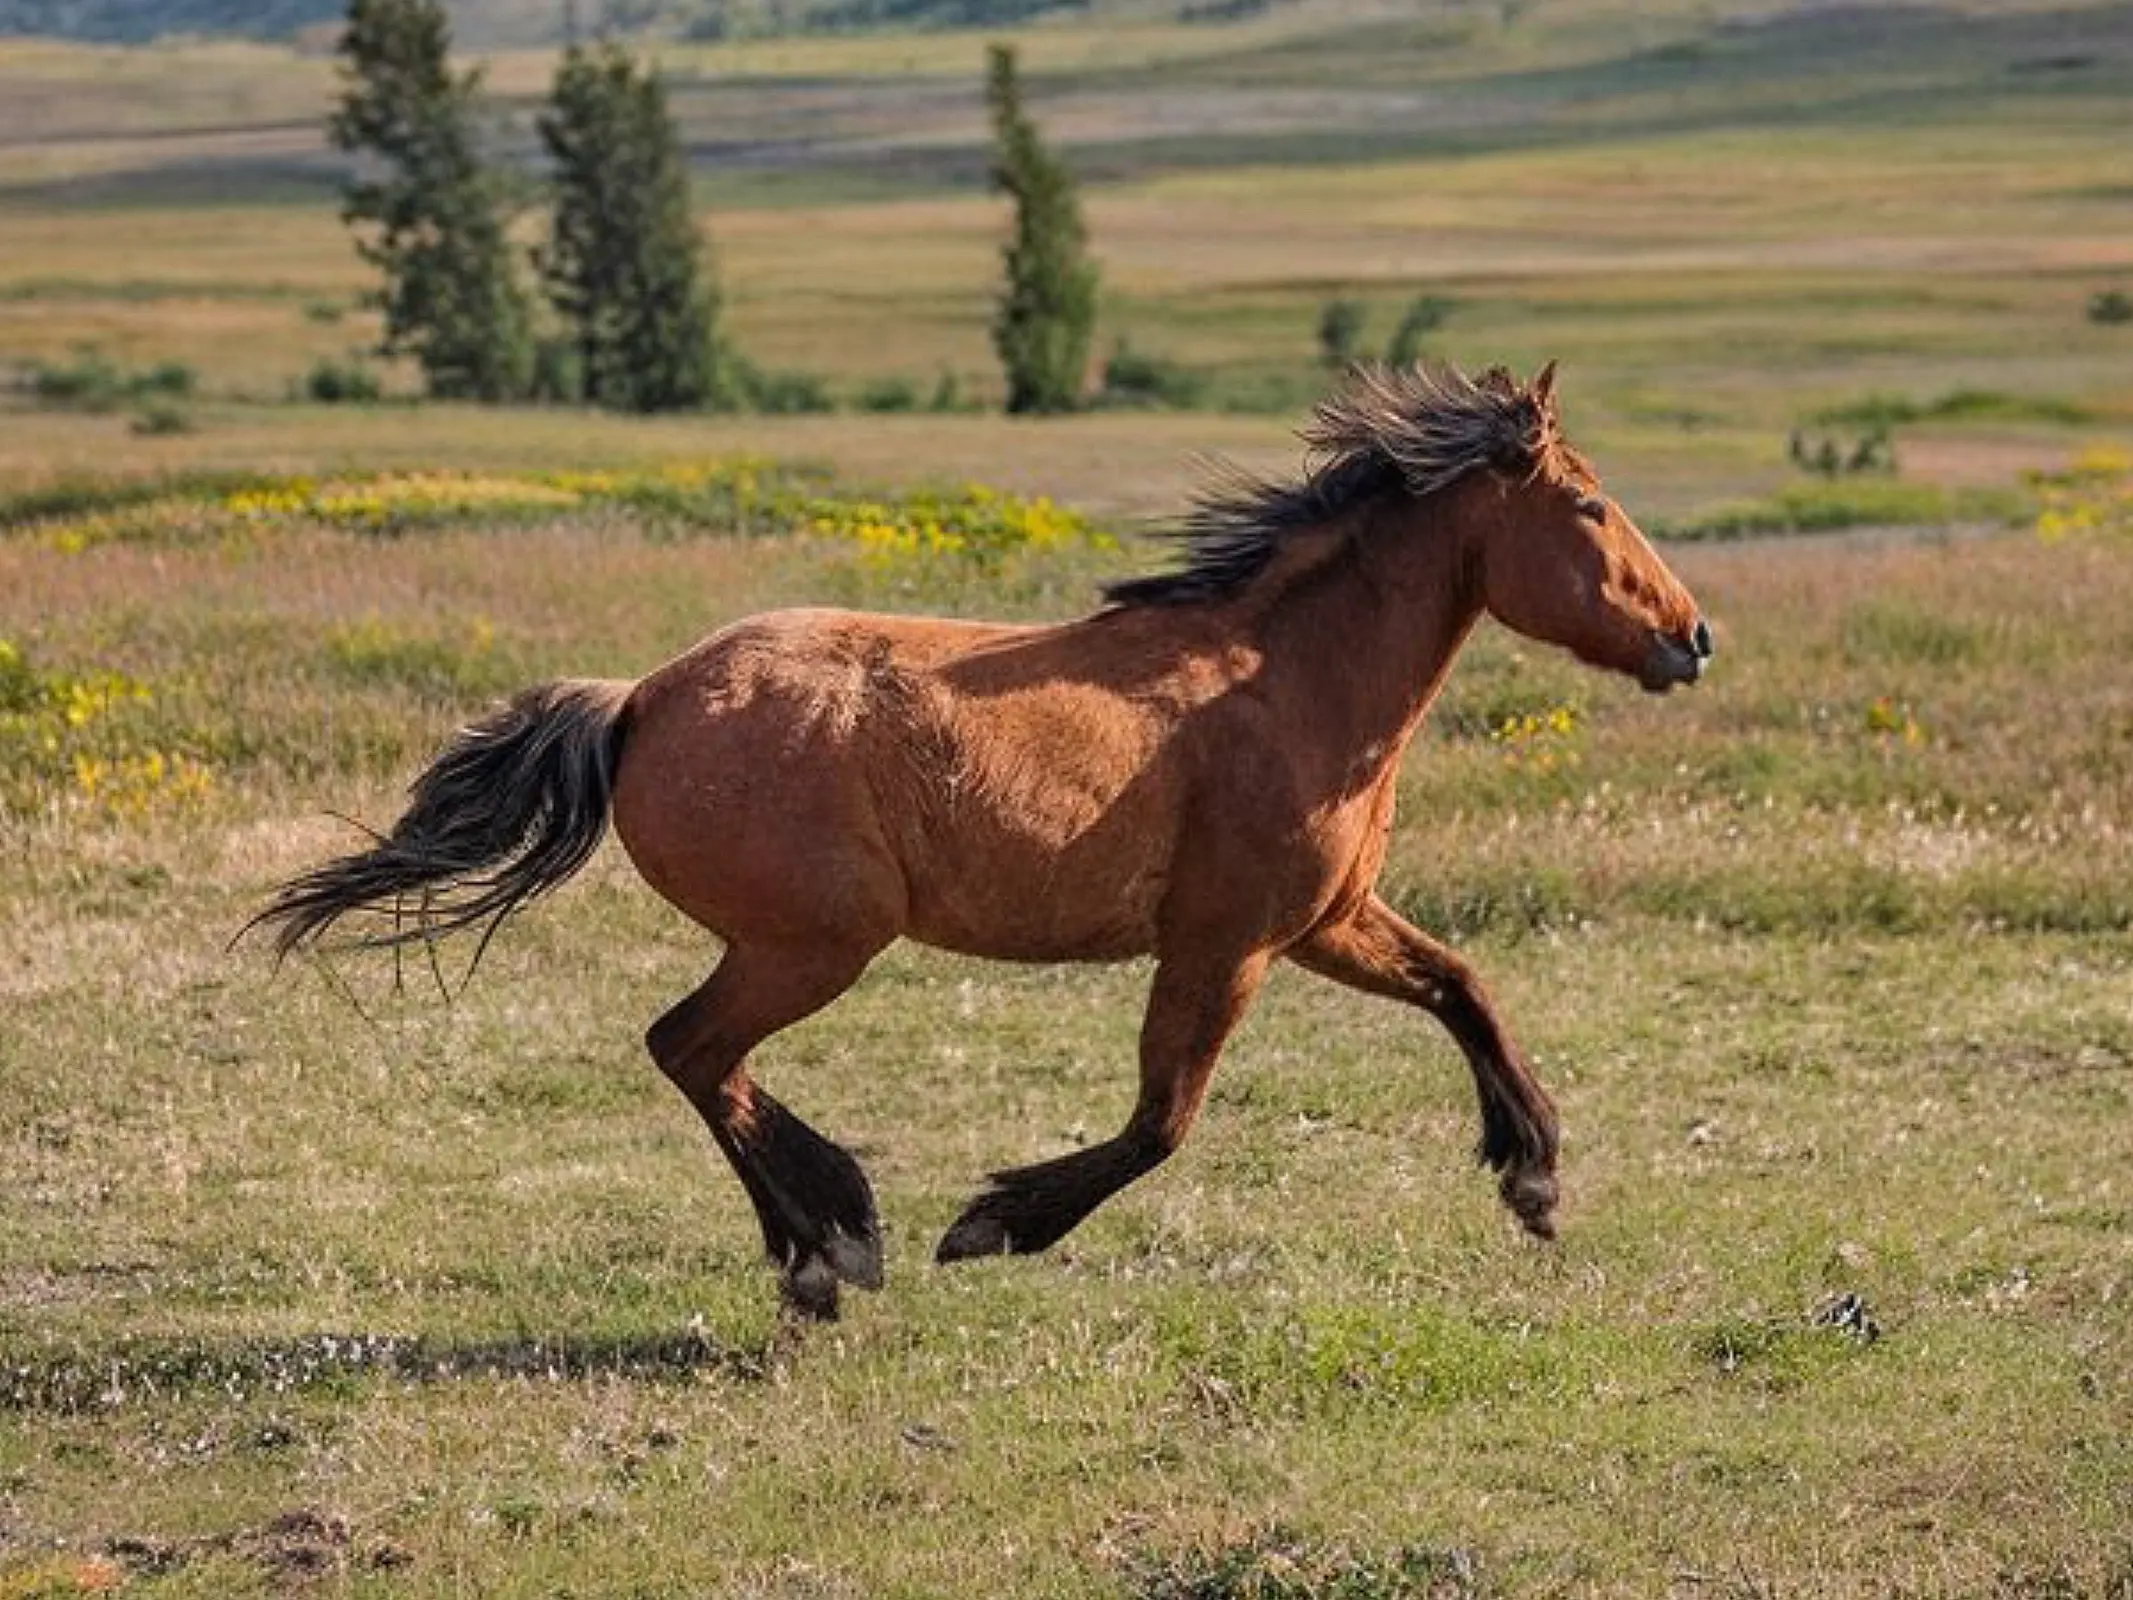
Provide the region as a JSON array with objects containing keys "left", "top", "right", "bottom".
[{"left": 1277, "top": 784, "right": 1399, "bottom": 931}]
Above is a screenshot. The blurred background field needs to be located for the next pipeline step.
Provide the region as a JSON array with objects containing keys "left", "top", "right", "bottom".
[{"left": 2, "top": 0, "right": 2132, "bottom": 1595}]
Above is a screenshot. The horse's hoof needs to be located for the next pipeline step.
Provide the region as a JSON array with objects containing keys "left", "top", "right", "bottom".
[
  {"left": 934, "top": 1208, "right": 1011, "bottom": 1264},
  {"left": 780, "top": 1255, "right": 842, "bottom": 1321},
  {"left": 1501, "top": 1167, "right": 1559, "bottom": 1241},
  {"left": 823, "top": 1225, "right": 885, "bottom": 1291}
]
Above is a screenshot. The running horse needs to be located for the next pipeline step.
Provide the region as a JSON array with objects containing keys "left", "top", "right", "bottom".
[{"left": 253, "top": 362, "right": 1713, "bottom": 1319}]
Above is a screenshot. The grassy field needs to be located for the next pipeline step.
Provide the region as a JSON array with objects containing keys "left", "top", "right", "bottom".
[
  {"left": 3, "top": 455, "right": 2132, "bottom": 1595},
  {"left": 2, "top": 0, "right": 2130, "bottom": 460},
  {"left": 4, "top": 0, "right": 2133, "bottom": 1594}
]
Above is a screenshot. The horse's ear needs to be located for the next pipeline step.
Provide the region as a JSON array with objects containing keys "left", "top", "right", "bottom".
[{"left": 1530, "top": 360, "right": 1559, "bottom": 411}]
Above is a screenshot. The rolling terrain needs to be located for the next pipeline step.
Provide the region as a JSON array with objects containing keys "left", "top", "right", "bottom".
[{"left": 1, "top": 1, "right": 2131, "bottom": 1593}]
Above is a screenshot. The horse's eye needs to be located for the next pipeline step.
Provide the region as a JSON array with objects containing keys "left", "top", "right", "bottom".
[{"left": 1575, "top": 494, "right": 1608, "bottom": 522}]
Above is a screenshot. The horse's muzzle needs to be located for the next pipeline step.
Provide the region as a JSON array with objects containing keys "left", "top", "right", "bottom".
[{"left": 1638, "top": 619, "right": 1713, "bottom": 694}]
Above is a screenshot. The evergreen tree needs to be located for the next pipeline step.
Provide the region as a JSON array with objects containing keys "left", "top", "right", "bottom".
[
  {"left": 538, "top": 42, "right": 724, "bottom": 413},
  {"left": 1385, "top": 294, "right": 1453, "bottom": 369},
  {"left": 987, "top": 43, "right": 1098, "bottom": 415},
  {"left": 328, "top": 0, "right": 533, "bottom": 401},
  {"left": 1316, "top": 298, "right": 1365, "bottom": 370}
]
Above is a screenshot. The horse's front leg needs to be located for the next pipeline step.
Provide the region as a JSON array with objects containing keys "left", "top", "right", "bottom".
[
  {"left": 1290, "top": 893, "right": 1560, "bottom": 1238},
  {"left": 936, "top": 947, "right": 1272, "bottom": 1263}
]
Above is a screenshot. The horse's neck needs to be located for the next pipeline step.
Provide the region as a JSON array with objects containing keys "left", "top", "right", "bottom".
[{"left": 1250, "top": 494, "right": 1481, "bottom": 776}]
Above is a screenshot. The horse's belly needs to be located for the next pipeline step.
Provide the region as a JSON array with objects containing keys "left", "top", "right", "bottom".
[
  {"left": 895, "top": 789, "right": 1170, "bottom": 962},
  {"left": 904, "top": 859, "right": 1164, "bottom": 963}
]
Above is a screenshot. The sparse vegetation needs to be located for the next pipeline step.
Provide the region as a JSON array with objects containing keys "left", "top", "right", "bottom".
[
  {"left": 1099, "top": 338, "right": 1208, "bottom": 409},
  {"left": 1316, "top": 297, "right": 1366, "bottom": 370},
  {"left": 303, "top": 354, "right": 385, "bottom": 403},
  {"left": 1788, "top": 422, "right": 1896, "bottom": 478},
  {"left": 127, "top": 398, "right": 195, "bottom": 435},
  {"left": 854, "top": 374, "right": 919, "bottom": 412},
  {"left": 4, "top": 470, "right": 2131, "bottom": 1592},
  {"left": 1655, "top": 479, "right": 2030, "bottom": 541},
  {"left": 18, "top": 350, "right": 196, "bottom": 413},
  {"left": 4, "top": 3, "right": 2133, "bottom": 1592},
  {"left": 1384, "top": 294, "right": 1454, "bottom": 370},
  {"left": 1809, "top": 390, "right": 2095, "bottom": 429},
  {"left": 2087, "top": 288, "right": 2132, "bottom": 325}
]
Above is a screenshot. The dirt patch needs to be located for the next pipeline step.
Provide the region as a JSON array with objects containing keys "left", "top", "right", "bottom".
[
  {"left": 1899, "top": 433, "right": 2077, "bottom": 488},
  {"left": 92, "top": 1507, "right": 411, "bottom": 1585}
]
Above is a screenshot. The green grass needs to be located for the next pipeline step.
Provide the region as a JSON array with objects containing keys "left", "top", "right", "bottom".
[
  {"left": 3, "top": 4, "right": 2133, "bottom": 1591},
  {"left": 1651, "top": 479, "right": 2034, "bottom": 541},
  {"left": 3, "top": 458, "right": 2133, "bottom": 1592}
]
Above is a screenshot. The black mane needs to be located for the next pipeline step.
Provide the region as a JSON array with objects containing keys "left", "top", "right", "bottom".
[{"left": 1102, "top": 362, "right": 1551, "bottom": 610}]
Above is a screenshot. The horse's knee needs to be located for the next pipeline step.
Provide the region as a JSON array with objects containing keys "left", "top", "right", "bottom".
[{"left": 644, "top": 1016, "right": 682, "bottom": 1077}]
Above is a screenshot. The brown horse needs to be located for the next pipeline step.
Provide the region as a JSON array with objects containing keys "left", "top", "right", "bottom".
[{"left": 254, "top": 362, "right": 1711, "bottom": 1319}]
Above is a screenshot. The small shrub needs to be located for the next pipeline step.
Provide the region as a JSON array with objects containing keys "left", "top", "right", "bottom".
[
  {"left": 1098, "top": 339, "right": 1208, "bottom": 409},
  {"left": 27, "top": 349, "right": 128, "bottom": 412},
  {"left": 927, "top": 368, "right": 980, "bottom": 414},
  {"left": 136, "top": 359, "right": 197, "bottom": 398},
  {"left": 25, "top": 351, "right": 198, "bottom": 412},
  {"left": 2087, "top": 289, "right": 2132, "bottom": 325},
  {"left": 746, "top": 369, "right": 836, "bottom": 416},
  {"left": 855, "top": 375, "right": 920, "bottom": 414},
  {"left": 1384, "top": 294, "right": 1454, "bottom": 369},
  {"left": 1789, "top": 424, "right": 1896, "bottom": 477},
  {"left": 304, "top": 357, "right": 384, "bottom": 404},
  {"left": 1316, "top": 298, "right": 1366, "bottom": 369},
  {"left": 129, "top": 400, "right": 195, "bottom": 436},
  {"left": 302, "top": 298, "right": 347, "bottom": 324}
]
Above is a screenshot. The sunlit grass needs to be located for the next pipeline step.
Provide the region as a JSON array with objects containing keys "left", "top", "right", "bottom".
[
  {"left": 4, "top": 445, "right": 2132, "bottom": 1592},
  {"left": 4, "top": 5, "right": 2133, "bottom": 1589}
]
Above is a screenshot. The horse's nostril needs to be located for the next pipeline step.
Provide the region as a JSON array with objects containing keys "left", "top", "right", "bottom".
[{"left": 1690, "top": 619, "right": 1714, "bottom": 659}]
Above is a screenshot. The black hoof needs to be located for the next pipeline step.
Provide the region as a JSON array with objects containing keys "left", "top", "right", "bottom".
[
  {"left": 935, "top": 1205, "right": 1013, "bottom": 1264},
  {"left": 780, "top": 1255, "right": 842, "bottom": 1321},
  {"left": 934, "top": 1174, "right": 1085, "bottom": 1264},
  {"left": 823, "top": 1224, "right": 885, "bottom": 1291},
  {"left": 1501, "top": 1166, "right": 1559, "bottom": 1241},
  {"left": 730, "top": 1087, "right": 887, "bottom": 1295}
]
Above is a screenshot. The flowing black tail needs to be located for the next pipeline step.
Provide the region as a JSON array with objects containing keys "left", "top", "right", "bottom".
[{"left": 247, "top": 678, "right": 634, "bottom": 960}]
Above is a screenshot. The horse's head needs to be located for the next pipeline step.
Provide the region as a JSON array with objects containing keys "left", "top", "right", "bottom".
[{"left": 1466, "top": 364, "right": 1711, "bottom": 693}]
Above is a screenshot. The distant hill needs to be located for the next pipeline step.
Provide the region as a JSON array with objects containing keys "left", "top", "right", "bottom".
[
  {"left": 0, "top": 0, "right": 344, "bottom": 42},
  {"left": 0, "top": 0, "right": 1112, "bottom": 47}
]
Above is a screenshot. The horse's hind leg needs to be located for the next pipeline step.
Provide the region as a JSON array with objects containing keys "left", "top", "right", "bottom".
[
  {"left": 1290, "top": 893, "right": 1560, "bottom": 1238},
  {"left": 937, "top": 949, "right": 1269, "bottom": 1263},
  {"left": 647, "top": 940, "right": 885, "bottom": 1320}
]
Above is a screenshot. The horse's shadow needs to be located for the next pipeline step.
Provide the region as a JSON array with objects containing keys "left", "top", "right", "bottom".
[{"left": 4, "top": 1324, "right": 777, "bottom": 1414}]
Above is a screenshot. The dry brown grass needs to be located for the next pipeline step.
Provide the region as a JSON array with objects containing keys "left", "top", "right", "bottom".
[{"left": 3, "top": 491, "right": 2131, "bottom": 1594}]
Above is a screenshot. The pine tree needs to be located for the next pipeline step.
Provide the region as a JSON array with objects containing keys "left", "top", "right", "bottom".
[
  {"left": 1385, "top": 294, "right": 1453, "bottom": 369},
  {"left": 328, "top": 0, "right": 533, "bottom": 401},
  {"left": 538, "top": 42, "right": 724, "bottom": 414},
  {"left": 1316, "top": 298, "right": 1365, "bottom": 370},
  {"left": 987, "top": 44, "right": 1098, "bottom": 416}
]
